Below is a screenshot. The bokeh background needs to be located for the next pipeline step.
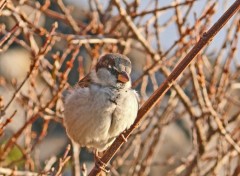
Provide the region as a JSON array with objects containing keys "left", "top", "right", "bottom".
[{"left": 0, "top": 0, "right": 239, "bottom": 175}]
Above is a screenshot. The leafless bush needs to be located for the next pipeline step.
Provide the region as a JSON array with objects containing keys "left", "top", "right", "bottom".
[{"left": 0, "top": 0, "right": 239, "bottom": 175}]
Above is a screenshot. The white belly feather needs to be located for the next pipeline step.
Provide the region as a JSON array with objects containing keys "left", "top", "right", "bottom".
[{"left": 64, "top": 84, "right": 138, "bottom": 151}]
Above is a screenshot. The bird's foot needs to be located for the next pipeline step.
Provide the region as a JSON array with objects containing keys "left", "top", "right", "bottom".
[
  {"left": 94, "top": 150, "right": 110, "bottom": 173},
  {"left": 95, "top": 158, "right": 110, "bottom": 173}
]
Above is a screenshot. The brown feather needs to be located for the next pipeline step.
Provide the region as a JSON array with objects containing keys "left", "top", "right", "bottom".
[
  {"left": 96, "top": 54, "right": 115, "bottom": 71},
  {"left": 77, "top": 73, "right": 92, "bottom": 88}
]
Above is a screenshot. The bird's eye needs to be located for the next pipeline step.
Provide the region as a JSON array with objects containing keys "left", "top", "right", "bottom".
[
  {"left": 112, "top": 66, "right": 118, "bottom": 71},
  {"left": 107, "top": 65, "right": 118, "bottom": 75},
  {"left": 108, "top": 65, "right": 116, "bottom": 71}
]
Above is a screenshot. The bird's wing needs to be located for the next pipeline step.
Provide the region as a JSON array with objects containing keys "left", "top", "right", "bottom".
[
  {"left": 77, "top": 73, "right": 92, "bottom": 88},
  {"left": 62, "top": 73, "right": 92, "bottom": 102}
]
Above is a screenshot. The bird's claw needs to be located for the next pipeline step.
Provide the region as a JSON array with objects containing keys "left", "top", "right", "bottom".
[
  {"left": 96, "top": 158, "right": 110, "bottom": 173},
  {"left": 94, "top": 151, "right": 110, "bottom": 173}
]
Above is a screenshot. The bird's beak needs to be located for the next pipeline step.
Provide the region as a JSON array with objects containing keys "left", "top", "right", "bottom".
[{"left": 117, "top": 71, "right": 129, "bottom": 83}]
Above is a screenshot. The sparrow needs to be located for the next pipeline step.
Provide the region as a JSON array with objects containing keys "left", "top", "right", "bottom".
[{"left": 63, "top": 53, "right": 139, "bottom": 152}]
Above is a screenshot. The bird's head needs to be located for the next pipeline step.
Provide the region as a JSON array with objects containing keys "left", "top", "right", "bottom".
[{"left": 93, "top": 53, "right": 132, "bottom": 89}]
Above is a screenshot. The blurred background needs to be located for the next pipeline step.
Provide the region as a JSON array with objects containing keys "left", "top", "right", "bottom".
[{"left": 0, "top": 0, "right": 239, "bottom": 175}]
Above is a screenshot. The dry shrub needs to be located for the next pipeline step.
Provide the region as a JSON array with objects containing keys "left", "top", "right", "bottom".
[{"left": 0, "top": 0, "right": 239, "bottom": 175}]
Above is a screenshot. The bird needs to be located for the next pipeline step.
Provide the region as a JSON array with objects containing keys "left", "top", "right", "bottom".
[{"left": 63, "top": 53, "right": 139, "bottom": 153}]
